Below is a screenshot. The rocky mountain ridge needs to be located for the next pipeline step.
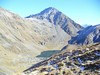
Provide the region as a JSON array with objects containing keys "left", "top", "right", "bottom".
[
  {"left": 22, "top": 43, "right": 100, "bottom": 75},
  {"left": 26, "top": 7, "right": 100, "bottom": 45},
  {"left": 69, "top": 24, "right": 100, "bottom": 45},
  {"left": 26, "top": 7, "right": 83, "bottom": 36}
]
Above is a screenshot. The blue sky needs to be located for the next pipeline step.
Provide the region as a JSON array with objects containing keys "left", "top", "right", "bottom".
[{"left": 0, "top": 0, "right": 100, "bottom": 25}]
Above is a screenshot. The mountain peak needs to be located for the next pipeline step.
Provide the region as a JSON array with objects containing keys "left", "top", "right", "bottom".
[
  {"left": 26, "top": 7, "right": 61, "bottom": 18},
  {"left": 41, "top": 7, "right": 59, "bottom": 12},
  {"left": 26, "top": 7, "right": 83, "bottom": 36},
  {"left": 39, "top": 7, "right": 60, "bottom": 15},
  {"left": 44, "top": 7, "right": 58, "bottom": 11}
]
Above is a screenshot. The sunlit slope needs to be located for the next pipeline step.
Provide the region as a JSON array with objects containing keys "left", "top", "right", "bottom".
[{"left": 0, "top": 7, "right": 70, "bottom": 74}]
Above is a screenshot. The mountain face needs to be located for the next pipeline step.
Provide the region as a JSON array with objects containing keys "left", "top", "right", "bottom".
[
  {"left": 69, "top": 25, "right": 100, "bottom": 45},
  {"left": 26, "top": 7, "right": 100, "bottom": 45},
  {"left": 0, "top": 7, "right": 100, "bottom": 75},
  {"left": 0, "top": 7, "right": 71, "bottom": 75},
  {"left": 26, "top": 7, "right": 83, "bottom": 36}
]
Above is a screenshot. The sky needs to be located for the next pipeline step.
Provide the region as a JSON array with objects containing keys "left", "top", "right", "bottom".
[{"left": 0, "top": 0, "right": 100, "bottom": 25}]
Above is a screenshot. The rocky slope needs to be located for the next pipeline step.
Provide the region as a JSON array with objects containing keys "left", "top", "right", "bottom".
[
  {"left": 0, "top": 7, "right": 70, "bottom": 75},
  {"left": 26, "top": 7, "right": 83, "bottom": 36},
  {"left": 23, "top": 43, "right": 100, "bottom": 75},
  {"left": 0, "top": 7, "right": 100, "bottom": 75},
  {"left": 69, "top": 25, "right": 100, "bottom": 45}
]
